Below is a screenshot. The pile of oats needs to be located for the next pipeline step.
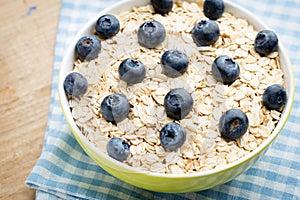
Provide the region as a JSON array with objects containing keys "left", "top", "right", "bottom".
[{"left": 68, "top": 1, "right": 285, "bottom": 174}]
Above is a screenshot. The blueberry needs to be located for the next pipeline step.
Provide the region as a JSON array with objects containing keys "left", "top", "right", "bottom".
[
  {"left": 118, "top": 58, "right": 146, "bottom": 85},
  {"left": 161, "top": 50, "right": 189, "bottom": 78},
  {"left": 203, "top": 0, "right": 225, "bottom": 20},
  {"left": 164, "top": 88, "right": 193, "bottom": 120},
  {"left": 76, "top": 35, "right": 101, "bottom": 61},
  {"left": 212, "top": 55, "right": 240, "bottom": 85},
  {"left": 160, "top": 122, "right": 186, "bottom": 151},
  {"left": 138, "top": 20, "right": 166, "bottom": 49},
  {"left": 151, "top": 0, "right": 173, "bottom": 15},
  {"left": 262, "top": 84, "right": 287, "bottom": 110},
  {"left": 254, "top": 30, "right": 278, "bottom": 56},
  {"left": 106, "top": 138, "right": 130, "bottom": 162},
  {"left": 63, "top": 72, "right": 88, "bottom": 97},
  {"left": 219, "top": 109, "right": 249, "bottom": 140},
  {"left": 192, "top": 19, "right": 220, "bottom": 46},
  {"left": 95, "top": 14, "right": 120, "bottom": 39},
  {"left": 100, "top": 94, "right": 130, "bottom": 123}
]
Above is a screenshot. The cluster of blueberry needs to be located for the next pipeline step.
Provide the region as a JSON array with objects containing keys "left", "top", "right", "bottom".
[{"left": 63, "top": 0, "right": 287, "bottom": 162}]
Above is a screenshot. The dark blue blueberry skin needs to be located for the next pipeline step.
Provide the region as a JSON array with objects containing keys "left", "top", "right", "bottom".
[
  {"left": 262, "top": 84, "right": 287, "bottom": 110},
  {"left": 255, "top": 30, "right": 278, "bottom": 56},
  {"left": 161, "top": 50, "right": 189, "bottom": 78},
  {"left": 138, "top": 20, "right": 166, "bottom": 49},
  {"left": 63, "top": 72, "right": 88, "bottom": 97},
  {"left": 219, "top": 109, "right": 249, "bottom": 140},
  {"left": 212, "top": 55, "right": 240, "bottom": 85},
  {"left": 95, "top": 14, "right": 120, "bottom": 39},
  {"left": 100, "top": 94, "right": 130, "bottom": 123},
  {"left": 106, "top": 138, "right": 130, "bottom": 162},
  {"left": 118, "top": 58, "right": 146, "bottom": 85},
  {"left": 192, "top": 19, "right": 220, "bottom": 46},
  {"left": 151, "top": 0, "right": 173, "bottom": 15},
  {"left": 204, "top": 0, "right": 225, "bottom": 20},
  {"left": 164, "top": 88, "right": 193, "bottom": 120},
  {"left": 76, "top": 35, "right": 101, "bottom": 61},
  {"left": 160, "top": 122, "right": 186, "bottom": 151}
]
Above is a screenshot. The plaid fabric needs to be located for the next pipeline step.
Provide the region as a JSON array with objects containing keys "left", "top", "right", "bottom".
[{"left": 26, "top": 0, "right": 300, "bottom": 199}]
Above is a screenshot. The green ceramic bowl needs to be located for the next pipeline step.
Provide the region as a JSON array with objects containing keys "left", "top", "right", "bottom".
[{"left": 58, "top": 0, "right": 294, "bottom": 193}]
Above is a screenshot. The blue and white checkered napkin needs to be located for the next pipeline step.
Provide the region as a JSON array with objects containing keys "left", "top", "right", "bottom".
[{"left": 26, "top": 0, "right": 300, "bottom": 199}]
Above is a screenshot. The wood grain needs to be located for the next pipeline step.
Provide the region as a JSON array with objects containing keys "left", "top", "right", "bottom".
[{"left": 0, "top": 0, "right": 61, "bottom": 199}]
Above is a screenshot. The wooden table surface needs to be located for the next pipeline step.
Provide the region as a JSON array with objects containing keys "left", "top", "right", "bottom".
[{"left": 0, "top": 0, "right": 62, "bottom": 199}]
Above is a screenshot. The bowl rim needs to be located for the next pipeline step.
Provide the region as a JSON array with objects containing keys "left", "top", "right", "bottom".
[{"left": 58, "top": 0, "right": 295, "bottom": 178}]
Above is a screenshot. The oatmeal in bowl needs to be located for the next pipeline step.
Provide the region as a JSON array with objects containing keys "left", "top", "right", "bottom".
[{"left": 59, "top": 0, "right": 294, "bottom": 193}]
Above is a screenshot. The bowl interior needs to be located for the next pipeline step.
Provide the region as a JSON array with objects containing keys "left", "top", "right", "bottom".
[{"left": 58, "top": 0, "right": 294, "bottom": 192}]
